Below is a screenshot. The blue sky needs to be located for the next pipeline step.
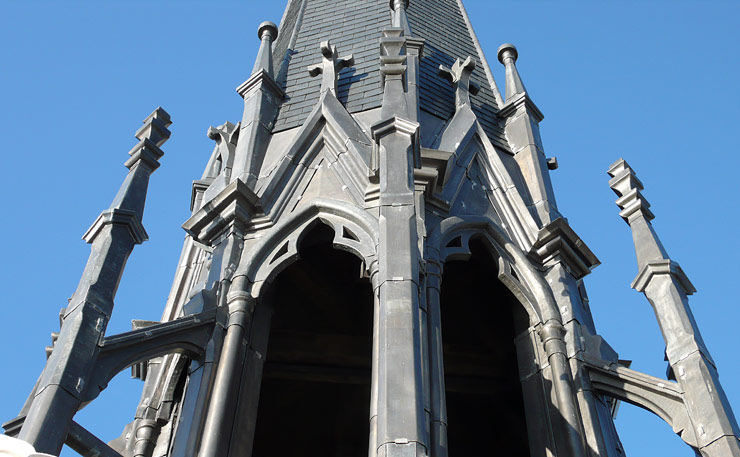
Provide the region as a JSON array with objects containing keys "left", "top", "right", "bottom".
[{"left": 1, "top": 1, "right": 738, "bottom": 456}]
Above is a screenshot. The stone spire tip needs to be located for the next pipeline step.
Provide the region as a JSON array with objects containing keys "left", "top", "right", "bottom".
[
  {"left": 257, "top": 21, "right": 278, "bottom": 41},
  {"left": 251, "top": 20, "right": 278, "bottom": 77},
  {"left": 497, "top": 43, "right": 518, "bottom": 64},
  {"left": 134, "top": 107, "right": 172, "bottom": 150},
  {"left": 497, "top": 43, "right": 527, "bottom": 102},
  {"left": 607, "top": 159, "right": 654, "bottom": 223},
  {"left": 389, "top": 0, "right": 410, "bottom": 10}
]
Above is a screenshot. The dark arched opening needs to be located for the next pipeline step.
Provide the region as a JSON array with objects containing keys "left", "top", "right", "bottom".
[
  {"left": 440, "top": 237, "right": 531, "bottom": 456},
  {"left": 251, "top": 222, "right": 374, "bottom": 456}
]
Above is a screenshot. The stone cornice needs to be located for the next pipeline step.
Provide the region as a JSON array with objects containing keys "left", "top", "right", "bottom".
[
  {"left": 528, "top": 217, "right": 599, "bottom": 279},
  {"left": 236, "top": 69, "right": 285, "bottom": 100},
  {"left": 370, "top": 116, "right": 421, "bottom": 171},
  {"left": 183, "top": 179, "right": 263, "bottom": 244},
  {"left": 404, "top": 36, "right": 425, "bottom": 54},
  {"left": 632, "top": 259, "right": 696, "bottom": 295},
  {"left": 498, "top": 91, "right": 544, "bottom": 122},
  {"left": 83, "top": 208, "right": 148, "bottom": 245}
]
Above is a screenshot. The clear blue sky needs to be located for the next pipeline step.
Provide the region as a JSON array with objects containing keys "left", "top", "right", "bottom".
[{"left": 1, "top": 1, "right": 738, "bottom": 456}]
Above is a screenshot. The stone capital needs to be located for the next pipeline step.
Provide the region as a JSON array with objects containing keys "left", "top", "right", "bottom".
[
  {"left": 183, "top": 178, "right": 262, "bottom": 244},
  {"left": 371, "top": 116, "right": 420, "bottom": 142}
]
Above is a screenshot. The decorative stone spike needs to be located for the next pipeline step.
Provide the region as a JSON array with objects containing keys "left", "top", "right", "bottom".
[
  {"left": 607, "top": 159, "right": 666, "bottom": 265},
  {"left": 389, "top": 0, "right": 411, "bottom": 34},
  {"left": 496, "top": 43, "right": 558, "bottom": 227},
  {"left": 497, "top": 43, "right": 526, "bottom": 102},
  {"left": 307, "top": 40, "right": 355, "bottom": 96},
  {"left": 608, "top": 158, "right": 740, "bottom": 456},
  {"left": 379, "top": 28, "right": 409, "bottom": 121},
  {"left": 252, "top": 21, "right": 278, "bottom": 77},
  {"left": 438, "top": 56, "right": 480, "bottom": 108},
  {"left": 18, "top": 109, "right": 171, "bottom": 455},
  {"left": 230, "top": 20, "right": 283, "bottom": 189}
]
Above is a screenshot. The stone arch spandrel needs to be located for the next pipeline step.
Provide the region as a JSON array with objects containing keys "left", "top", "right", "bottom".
[{"left": 232, "top": 198, "right": 379, "bottom": 299}]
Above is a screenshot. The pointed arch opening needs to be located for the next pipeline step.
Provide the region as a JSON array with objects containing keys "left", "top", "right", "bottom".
[
  {"left": 440, "top": 237, "right": 532, "bottom": 456},
  {"left": 250, "top": 221, "right": 374, "bottom": 457}
]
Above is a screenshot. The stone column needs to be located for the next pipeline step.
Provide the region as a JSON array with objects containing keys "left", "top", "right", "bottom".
[
  {"left": 198, "top": 278, "right": 255, "bottom": 456},
  {"left": 425, "top": 259, "right": 447, "bottom": 457},
  {"left": 371, "top": 26, "right": 428, "bottom": 457}
]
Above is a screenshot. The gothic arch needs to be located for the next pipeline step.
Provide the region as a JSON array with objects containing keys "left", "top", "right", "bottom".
[
  {"left": 428, "top": 215, "right": 563, "bottom": 327},
  {"left": 428, "top": 215, "right": 588, "bottom": 457},
  {"left": 233, "top": 198, "right": 379, "bottom": 298}
]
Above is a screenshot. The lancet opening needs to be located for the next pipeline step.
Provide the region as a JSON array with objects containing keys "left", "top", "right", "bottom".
[
  {"left": 251, "top": 221, "right": 374, "bottom": 457},
  {"left": 440, "top": 238, "right": 531, "bottom": 456}
]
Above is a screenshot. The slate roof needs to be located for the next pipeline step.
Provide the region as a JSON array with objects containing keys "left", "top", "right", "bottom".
[{"left": 271, "top": 0, "right": 507, "bottom": 149}]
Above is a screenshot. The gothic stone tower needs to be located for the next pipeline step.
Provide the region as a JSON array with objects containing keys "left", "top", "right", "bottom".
[{"left": 5, "top": 1, "right": 740, "bottom": 456}]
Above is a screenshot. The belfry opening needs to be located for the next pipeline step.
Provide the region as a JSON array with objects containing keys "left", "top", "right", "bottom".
[
  {"left": 440, "top": 238, "right": 532, "bottom": 456},
  {"left": 251, "top": 222, "right": 374, "bottom": 456}
]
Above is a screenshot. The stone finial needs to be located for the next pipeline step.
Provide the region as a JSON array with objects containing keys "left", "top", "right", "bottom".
[
  {"left": 497, "top": 43, "right": 527, "bottom": 102},
  {"left": 608, "top": 158, "right": 672, "bottom": 269},
  {"left": 252, "top": 21, "right": 278, "bottom": 77},
  {"left": 379, "top": 28, "right": 407, "bottom": 82},
  {"left": 607, "top": 158, "right": 654, "bottom": 223},
  {"left": 438, "top": 56, "right": 480, "bottom": 108},
  {"left": 85, "top": 107, "right": 171, "bottom": 244},
  {"left": 378, "top": 28, "right": 409, "bottom": 119},
  {"left": 126, "top": 107, "right": 172, "bottom": 171},
  {"left": 389, "top": 0, "right": 411, "bottom": 35},
  {"left": 307, "top": 40, "right": 354, "bottom": 96}
]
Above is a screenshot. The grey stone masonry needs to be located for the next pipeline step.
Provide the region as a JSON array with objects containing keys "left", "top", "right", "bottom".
[
  {"left": 609, "top": 159, "right": 740, "bottom": 456},
  {"left": 16, "top": 108, "right": 171, "bottom": 455},
  {"left": 8, "top": 2, "right": 740, "bottom": 457}
]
